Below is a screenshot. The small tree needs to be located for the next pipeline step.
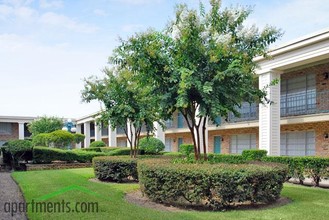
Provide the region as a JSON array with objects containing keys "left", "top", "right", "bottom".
[
  {"left": 82, "top": 68, "right": 162, "bottom": 158},
  {"left": 28, "top": 116, "right": 63, "bottom": 137},
  {"left": 111, "top": 0, "right": 282, "bottom": 160}
]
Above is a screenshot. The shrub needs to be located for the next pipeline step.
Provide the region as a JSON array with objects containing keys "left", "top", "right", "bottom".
[
  {"left": 207, "top": 153, "right": 246, "bottom": 164},
  {"left": 33, "top": 147, "right": 105, "bottom": 164},
  {"left": 242, "top": 149, "right": 267, "bottom": 161},
  {"left": 1, "top": 140, "right": 33, "bottom": 169},
  {"left": 262, "top": 156, "right": 329, "bottom": 186},
  {"left": 32, "top": 133, "right": 50, "bottom": 146},
  {"left": 138, "top": 137, "right": 165, "bottom": 154},
  {"left": 162, "top": 152, "right": 183, "bottom": 157},
  {"left": 73, "top": 133, "right": 85, "bottom": 144},
  {"left": 138, "top": 159, "right": 287, "bottom": 210},
  {"left": 90, "top": 141, "right": 106, "bottom": 148},
  {"left": 48, "top": 130, "right": 74, "bottom": 149},
  {"left": 107, "top": 148, "right": 132, "bottom": 156},
  {"left": 179, "top": 144, "right": 194, "bottom": 158},
  {"left": 93, "top": 156, "right": 138, "bottom": 182}
]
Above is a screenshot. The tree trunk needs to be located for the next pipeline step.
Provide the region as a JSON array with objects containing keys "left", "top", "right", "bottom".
[{"left": 202, "top": 117, "right": 208, "bottom": 161}]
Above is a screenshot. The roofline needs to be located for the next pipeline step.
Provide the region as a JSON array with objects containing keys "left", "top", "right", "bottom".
[{"left": 254, "top": 28, "right": 329, "bottom": 62}]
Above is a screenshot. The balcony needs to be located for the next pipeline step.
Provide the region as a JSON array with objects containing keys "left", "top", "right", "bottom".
[
  {"left": 116, "top": 126, "right": 126, "bottom": 135},
  {"left": 227, "top": 103, "right": 258, "bottom": 123},
  {"left": 281, "top": 90, "right": 329, "bottom": 117}
]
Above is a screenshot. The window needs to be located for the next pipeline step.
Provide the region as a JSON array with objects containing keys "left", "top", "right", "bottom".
[
  {"left": 230, "top": 134, "right": 256, "bottom": 154},
  {"left": 165, "top": 119, "right": 173, "bottom": 129},
  {"left": 280, "top": 131, "right": 315, "bottom": 156},
  {"left": 165, "top": 138, "right": 172, "bottom": 152},
  {"left": 0, "top": 123, "right": 12, "bottom": 135},
  {"left": 177, "top": 112, "right": 184, "bottom": 128},
  {"left": 101, "top": 126, "right": 108, "bottom": 136},
  {"left": 228, "top": 102, "right": 258, "bottom": 122},
  {"left": 281, "top": 73, "right": 316, "bottom": 116}
]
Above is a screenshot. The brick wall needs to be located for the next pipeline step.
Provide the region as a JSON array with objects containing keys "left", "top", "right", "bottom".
[
  {"left": 0, "top": 123, "right": 19, "bottom": 142},
  {"left": 208, "top": 127, "right": 259, "bottom": 154},
  {"left": 165, "top": 132, "right": 194, "bottom": 152}
]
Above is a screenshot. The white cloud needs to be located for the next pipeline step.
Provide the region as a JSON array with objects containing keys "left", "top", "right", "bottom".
[
  {"left": 39, "top": 12, "right": 99, "bottom": 33},
  {"left": 39, "top": 0, "right": 63, "bottom": 9}
]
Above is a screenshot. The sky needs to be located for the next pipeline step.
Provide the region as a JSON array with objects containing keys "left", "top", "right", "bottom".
[{"left": 1, "top": 0, "right": 329, "bottom": 119}]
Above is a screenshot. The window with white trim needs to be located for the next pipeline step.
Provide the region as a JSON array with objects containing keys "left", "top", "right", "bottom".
[
  {"left": 0, "top": 123, "right": 13, "bottom": 135},
  {"left": 280, "top": 131, "right": 315, "bottom": 156},
  {"left": 230, "top": 134, "right": 256, "bottom": 154}
]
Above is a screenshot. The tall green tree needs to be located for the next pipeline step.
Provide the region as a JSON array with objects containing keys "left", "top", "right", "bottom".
[
  {"left": 82, "top": 68, "right": 161, "bottom": 158},
  {"left": 28, "top": 116, "right": 63, "bottom": 137},
  {"left": 111, "top": 0, "right": 282, "bottom": 160}
]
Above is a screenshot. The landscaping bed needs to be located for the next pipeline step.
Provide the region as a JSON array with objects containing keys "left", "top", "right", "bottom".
[{"left": 25, "top": 162, "right": 92, "bottom": 171}]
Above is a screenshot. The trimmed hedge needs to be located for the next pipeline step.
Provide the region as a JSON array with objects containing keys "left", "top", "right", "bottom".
[
  {"left": 262, "top": 156, "right": 329, "bottom": 186},
  {"left": 107, "top": 148, "right": 132, "bottom": 156},
  {"left": 93, "top": 156, "right": 138, "bottom": 182},
  {"left": 138, "top": 158, "right": 287, "bottom": 210},
  {"left": 90, "top": 141, "right": 106, "bottom": 148},
  {"left": 207, "top": 153, "right": 246, "bottom": 164},
  {"left": 1, "top": 140, "right": 33, "bottom": 169},
  {"left": 242, "top": 150, "right": 267, "bottom": 161},
  {"left": 33, "top": 147, "right": 106, "bottom": 164}
]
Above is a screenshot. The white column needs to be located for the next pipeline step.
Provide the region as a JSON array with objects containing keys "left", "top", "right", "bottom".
[
  {"left": 108, "top": 122, "right": 117, "bottom": 147},
  {"left": 259, "top": 71, "right": 281, "bottom": 156},
  {"left": 75, "top": 124, "right": 82, "bottom": 149},
  {"left": 84, "top": 122, "right": 91, "bottom": 148},
  {"left": 95, "top": 121, "right": 102, "bottom": 141},
  {"left": 18, "top": 122, "right": 25, "bottom": 140},
  {"left": 154, "top": 122, "right": 165, "bottom": 145},
  {"left": 194, "top": 117, "right": 208, "bottom": 153}
]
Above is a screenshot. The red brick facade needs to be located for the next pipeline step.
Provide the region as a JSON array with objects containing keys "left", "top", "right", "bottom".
[{"left": 0, "top": 123, "right": 19, "bottom": 143}]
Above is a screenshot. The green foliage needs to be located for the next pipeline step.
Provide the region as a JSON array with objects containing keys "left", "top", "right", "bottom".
[
  {"left": 33, "top": 146, "right": 105, "bottom": 164},
  {"left": 262, "top": 156, "right": 329, "bottom": 186},
  {"left": 162, "top": 152, "right": 183, "bottom": 157},
  {"left": 138, "top": 137, "right": 165, "bottom": 154},
  {"left": 90, "top": 140, "right": 106, "bottom": 148},
  {"left": 1, "top": 140, "right": 33, "bottom": 169},
  {"left": 110, "top": 0, "right": 282, "bottom": 160},
  {"left": 138, "top": 158, "right": 287, "bottom": 210},
  {"left": 107, "top": 148, "right": 132, "bottom": 156},
  {"left": 207, "top": 153, "right": 246, "bottom": 164},
  {"left": 32, "top": 133, "right": 50, "bottom": 146},
  {"left": 93, "top": 156, "right": 138, "bottom": 182},
  {"left": 73, "top": 133, "right": 85, "bottom": 144},
  {"left": 28, "top": 116, "right": 63, "bottom": 136},
  {"left": 179, "top": 144, "right": 194, "bottom": 157},
  {"left": 242, "top": 149, "right": 268, "bottom": 161},
  {"left": 47, "top": 130, "right": 74, "bottom": 149}
]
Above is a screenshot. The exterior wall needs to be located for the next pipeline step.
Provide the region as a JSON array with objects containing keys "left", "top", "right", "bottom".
[
  {"left": 0, "top": 123, "right": 19, "bottom": 142},
  {"left": 165, "top": 132, "right": 193, "bottom": 152},
  {"left": 102, "top": 138, "right": 109, "bottom": 146},
  {"left": 208, "top": 127, "right": 259, "bottom": 154},
  {"left": 281, "top": 122, "right": 329, "bottom": 156}
]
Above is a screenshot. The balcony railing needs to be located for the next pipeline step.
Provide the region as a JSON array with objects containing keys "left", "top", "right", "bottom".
[
  {"left": 281, "top": 90, "right": 329, "bottom": 117},
  {"left": 116, "top": 126, "right": 126, "bottom": 135},
  {"left": 227, "top": 103, "right": 258, "bottom": 123}
]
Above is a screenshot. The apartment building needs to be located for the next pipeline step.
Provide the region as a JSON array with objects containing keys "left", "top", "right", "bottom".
[
  {"left": 76, "top": 29, "right": 329, "bottom": 157},
  {"left": 2, "top": 29, "right": 329, "bottom": 157},
  {"left": 0, "top": 116, "right": 35, "bottom": 146}
]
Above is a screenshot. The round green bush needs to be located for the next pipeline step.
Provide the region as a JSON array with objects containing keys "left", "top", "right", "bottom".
[
  {"left": 138, "top": 137, "right": 165, "bottom": 154},
  {"left": 93, "top": 156, "right": 138, "bottom": 182},
  {"left": 90, "top": 140, "right": 106, "bottom": 148},
  {"left": 138, "top": 159, "right": 288, "bottom": 210}
]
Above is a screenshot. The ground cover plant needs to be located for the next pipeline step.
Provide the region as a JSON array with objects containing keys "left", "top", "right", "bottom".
[{"left": 11, "top": 168, "right": 329, "bottom": 220}]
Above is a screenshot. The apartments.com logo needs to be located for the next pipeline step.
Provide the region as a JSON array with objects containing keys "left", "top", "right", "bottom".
[{"left": 2, "top": 185, "right": 105, "bottom": 216}]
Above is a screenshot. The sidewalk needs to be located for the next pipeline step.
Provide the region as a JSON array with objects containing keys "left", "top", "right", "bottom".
[{"left": 0, "top": 172, "right": 27, "bottom": 220}]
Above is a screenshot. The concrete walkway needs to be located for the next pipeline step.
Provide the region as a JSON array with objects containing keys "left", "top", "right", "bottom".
[{"left": 0, "top": 172, "right": 27, "bottom": 220}]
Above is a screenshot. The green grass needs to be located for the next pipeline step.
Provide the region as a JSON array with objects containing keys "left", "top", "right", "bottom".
[{"left": 12, "top": 168, "right": 329, "bottom": 220}]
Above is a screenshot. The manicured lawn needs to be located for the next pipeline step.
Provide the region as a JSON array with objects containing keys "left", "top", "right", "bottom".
[{"left": 12, "top": 168, "right": 329, "bottom": 220}]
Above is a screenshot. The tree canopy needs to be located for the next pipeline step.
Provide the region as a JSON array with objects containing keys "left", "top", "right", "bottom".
[
  {"left": 110, "top": 0, "right": 282, "bottom": 160},
  {"left": 28, "top": 116, "right": 63, "bottom": 137}
]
